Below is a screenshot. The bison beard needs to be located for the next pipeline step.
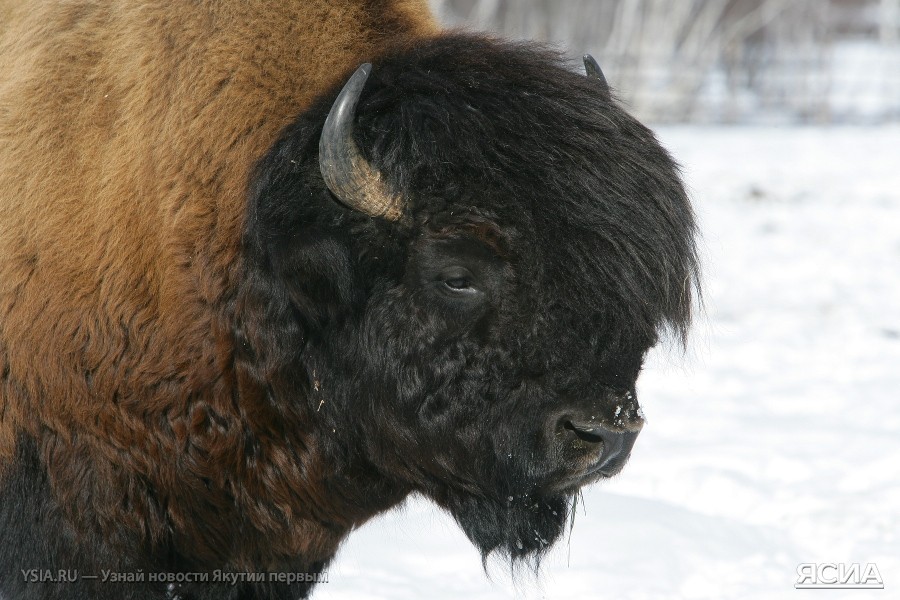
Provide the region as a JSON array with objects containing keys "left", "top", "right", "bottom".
[{"left": 0, "top": 6, "right": 698, "bottom": 600}]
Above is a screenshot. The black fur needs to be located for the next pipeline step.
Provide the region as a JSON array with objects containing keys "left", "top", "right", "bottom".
[
  {"left": 0, "top": 441, "right": 322, "bottom": 599},
  {"left": 236, "top": 34, "right": 698, "bottom": 570}
]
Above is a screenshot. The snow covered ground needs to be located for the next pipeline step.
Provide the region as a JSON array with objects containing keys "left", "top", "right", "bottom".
[{"left": 318, "top": 126, "right": 900, "bottom": 600}]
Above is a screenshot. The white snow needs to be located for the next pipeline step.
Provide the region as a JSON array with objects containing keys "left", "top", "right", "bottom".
[{"left": 318, "top": 126, "right": 900, "bottom": 599}]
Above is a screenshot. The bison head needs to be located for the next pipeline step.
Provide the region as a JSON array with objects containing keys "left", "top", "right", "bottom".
[{"left": 235, "top": 35, "right": 698, "bottom": 564}]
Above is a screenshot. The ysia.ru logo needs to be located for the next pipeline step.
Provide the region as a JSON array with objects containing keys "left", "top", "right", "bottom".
[{"left": 795, "top": 563, "right": 883, "bottom": 590}]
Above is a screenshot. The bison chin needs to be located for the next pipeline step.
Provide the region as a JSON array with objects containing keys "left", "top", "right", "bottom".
[{"left": 440, "top": 490, "right": 573, "bottom": 565}]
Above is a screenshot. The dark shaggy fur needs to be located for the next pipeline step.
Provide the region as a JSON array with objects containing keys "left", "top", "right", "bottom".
[
  {"left": 0, "top": 4, "right": 697, "bottom": 597},
  {"left": 236, "top": 35, "right": 698, "bottom": 567}
]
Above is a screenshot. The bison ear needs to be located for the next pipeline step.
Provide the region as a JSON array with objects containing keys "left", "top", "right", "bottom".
[
  {"left": 276, "top": 231, "right": 357, "bottom": 330},
  {"left": 582, "top": 54, "right": 610, "bottom": 99}
]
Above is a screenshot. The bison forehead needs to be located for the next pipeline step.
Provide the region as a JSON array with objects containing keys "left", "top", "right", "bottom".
[{"left": 348, "top": 36, "right": 698, "bottom": 336}]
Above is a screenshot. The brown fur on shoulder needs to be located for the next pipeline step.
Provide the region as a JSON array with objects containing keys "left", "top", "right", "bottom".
[{"left": 0, "top": 0, "right": 437, "bottom": 568}]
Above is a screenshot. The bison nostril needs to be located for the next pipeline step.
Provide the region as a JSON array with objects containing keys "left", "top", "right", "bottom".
[
  {"left": 563, "top": 421, "right": 606, "bottom": 444},
  {"left": 563, "top": 421, "right": 626, "bottom": 456},
  {"left": 560, "top": 419, "right": 640, "bottom": 475}
]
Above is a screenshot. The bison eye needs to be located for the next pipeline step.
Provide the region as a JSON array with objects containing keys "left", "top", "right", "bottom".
[
  {"left": 444, "top": 277, "right": 471, "bottom": 290},
  {"left": 438, "top": 268, "right": 479, "bottom": 296}
]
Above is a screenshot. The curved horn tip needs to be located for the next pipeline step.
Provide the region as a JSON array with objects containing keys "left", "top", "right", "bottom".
[
  {"left": 323, "top": 63, "right": 373, "bottom": 135},
  {"left": 583, "top": 54, "right": 610, "bottom": 96},
  {"left": 351, "top": 62, "right": 373, "bottom": 83}
]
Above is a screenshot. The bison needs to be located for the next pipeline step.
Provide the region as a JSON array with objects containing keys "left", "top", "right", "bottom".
[{"left": 0, "top": 1, "right": 699, "bottom": 599}]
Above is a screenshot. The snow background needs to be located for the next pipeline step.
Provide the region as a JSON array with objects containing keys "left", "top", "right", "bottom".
[{"left": 318, "top": 125, "right": 900, "bottom": 599}]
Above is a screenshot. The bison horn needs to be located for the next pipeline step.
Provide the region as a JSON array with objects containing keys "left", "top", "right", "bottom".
[
  {"left": 582, "top": 54, "right": 610, "bottom": 98},
  {"left": 319, "top": 63, "right": 404, "bottom": 221}
]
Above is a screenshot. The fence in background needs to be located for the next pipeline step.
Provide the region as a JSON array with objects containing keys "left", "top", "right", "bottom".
[{"left": 429, "top": 0, "right": 900, "bottom": 123}]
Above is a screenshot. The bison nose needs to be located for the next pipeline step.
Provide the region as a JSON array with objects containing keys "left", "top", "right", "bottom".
[{"left": 562, "top": 421, "right": 641, "bottom": 475}]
